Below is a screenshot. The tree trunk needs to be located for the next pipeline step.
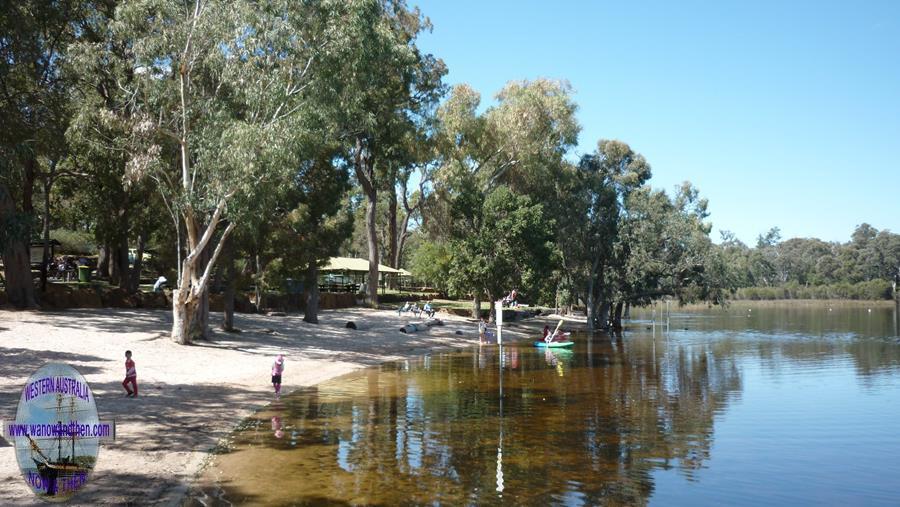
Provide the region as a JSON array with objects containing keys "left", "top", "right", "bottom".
[
  {"left": 254, "top": 252, "right": 266, "bottom": 312},
  {"left": 396, "top": 176, "right": 417, "bottom": 270},
  {"left": 598, "top": 301, "right": 611, "bottom": 330},
  {"left": 1, "top": 239, "right": 36, "bottom": 309},
  {"left": 97, "top": 244, "right": 110, "bottom": 280},
  {"left": 353, "top": 136, "right": 379, "bottom": 306},
  {"left": 487, "top": 292, "right": 496, "bottom": 323},
  {"left": 191, "top": 239, "right": 211, "bottom": 340},
  {"left": 109, "top": 245, "right": 122, "bottom": 285},
  {"left": 171, "top": 208, "right": 235, "bottom": 344},
  {"left": 472, "top": 292, "right": 481, "bottom": 319},
  {"left": 586, "top": 278, "right": 595, "bottom": 332},
  {"left": 128, "top": 232, "right": 145, "bottom": 293},
  {"left": 222, "top": 236, "right": 235, "bottom": 331},
  {"left": 612, "top": 301, "right": 624, "bottom": 331},
  {"left": 396, "top": 230, "right": 410, "bottom": 271},
  {"left": 365, "top": 189, "right": 379, "bottom": 306},
  {"left": 0, "top": 181, "right": 37, "bottom": 308},
  {"left": 304, "top": 261, "right": 320, "bottom": 324},
  {"left": 116, "top": 222, "right": 130, "bottom": 290},
  {"left": 586, "top": 262, "right": 605, "bottom": 331},
  {"left": 171, "top": 289, "right": 197, "bottom": 345},
  {"left": 40, "top": 175, "right": 52, "bottom": 292},
  {"left": 388, "top": 188, "right": 398, "bottom": 269}
]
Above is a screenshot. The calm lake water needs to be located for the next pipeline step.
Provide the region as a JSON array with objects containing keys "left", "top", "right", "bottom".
[{"left": 193, "top": 303, "right": 900, "bottom": 506}]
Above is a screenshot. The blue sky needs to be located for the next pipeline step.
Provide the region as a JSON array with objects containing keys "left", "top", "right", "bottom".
[{"left": 413, "top": 0, "right": 900, "bottom": 245}]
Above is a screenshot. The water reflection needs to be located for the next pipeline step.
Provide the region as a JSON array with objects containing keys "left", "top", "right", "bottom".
[{"left": 195, "top": 305, "right": 900, "bottom": 506}]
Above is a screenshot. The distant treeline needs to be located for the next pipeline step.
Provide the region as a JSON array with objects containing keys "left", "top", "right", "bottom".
[
  {"left": 719, "top": 224, "right": 899, "bottom": 300},
  {"left": 734, "top": 281, "right": 894, "bottom": 301}
]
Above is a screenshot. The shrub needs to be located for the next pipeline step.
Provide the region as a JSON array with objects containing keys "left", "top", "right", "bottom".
[
  {"left": 732, "top": 281, "right": 893, "bottom": 301},
  {"left": 50, "top": 229, "right": 96, "bottom": 255}
]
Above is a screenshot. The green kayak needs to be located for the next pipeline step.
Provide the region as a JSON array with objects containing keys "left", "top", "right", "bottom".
[{"left": 534, "top": 341, "right": 575, "bottom": 348}]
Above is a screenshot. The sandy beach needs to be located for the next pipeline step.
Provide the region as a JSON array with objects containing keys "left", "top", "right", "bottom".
[{"left": 0, "top": 306, "right": 547, "bottom": 505}]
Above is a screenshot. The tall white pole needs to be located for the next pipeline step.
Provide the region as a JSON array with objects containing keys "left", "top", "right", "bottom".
[
  {"left": 496, "top": 337, "right": 504, "bottom": 495},
  {"left": 495, "top": 300, "right": 504, "bottom": 345}
]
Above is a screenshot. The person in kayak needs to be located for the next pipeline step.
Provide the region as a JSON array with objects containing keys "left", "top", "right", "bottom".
[{"left": 544, "top": 324, "right": 567, "bottom": 343}]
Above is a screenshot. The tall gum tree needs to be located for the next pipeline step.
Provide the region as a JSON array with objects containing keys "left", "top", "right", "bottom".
[
  {"left": 568, "top": 140, "right": 651, "bottom": 330},
  {"left": 0, "top": 0, "right": 86, "bottom": 308},
  {"left": 114, "top": 0, "right": 338, "bottom": 343},
  {"left": 429, "top": 80, "right": 579, "bottom": 316},
  {"left": 325, "top": 0, "right": 445, "bottom": 305}
]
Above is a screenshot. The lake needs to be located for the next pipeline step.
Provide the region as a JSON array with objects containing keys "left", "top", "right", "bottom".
[{"left": 191, "top": 302, "right": 900, "bottom": 506}]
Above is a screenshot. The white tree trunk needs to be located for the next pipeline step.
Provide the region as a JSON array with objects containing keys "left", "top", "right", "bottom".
[{"left": 171, "top": 289, "right": 195, "bottom": 345}]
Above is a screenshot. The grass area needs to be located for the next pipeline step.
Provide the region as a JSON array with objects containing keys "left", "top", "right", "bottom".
[
  {"left": 428, "top": 298, "right": 554, "bottom": 314},
  {"left": 380, "top": 287, "right": 439, "bottom": 297},
  {"left": 428, "top": 298, "right": 490, "bottom": 311}
]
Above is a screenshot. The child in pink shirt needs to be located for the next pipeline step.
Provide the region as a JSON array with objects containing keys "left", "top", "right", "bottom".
[
  {"left": 122, "top": 350, "right": 138, "bottom": 397},
  {"left": 271, "top": 355, "right": 284, "bottom": 399}
]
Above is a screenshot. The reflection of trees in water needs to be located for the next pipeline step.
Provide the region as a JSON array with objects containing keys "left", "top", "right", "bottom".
[
  {"left": 655, "top": 305, "right": 900, "bottom": 377},
  {"left": 661, "top": 305, "right": 895, "bottom": 339},
  {"left": 694, "top": 332, "right": 900, "bottom": 380},
  {"left": 218, "top": 340, "right": 745, "bottom": 505},
  {"left": 208, "top": 309, "right": 900, "bottom": 504}
]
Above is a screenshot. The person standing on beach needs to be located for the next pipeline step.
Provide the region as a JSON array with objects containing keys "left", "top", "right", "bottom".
[
  {"left": 272, "top": 355, "right": 285, "bottom": 399},
  {"left": 122, "top": 350, "right": 138, "bottom": 397}
]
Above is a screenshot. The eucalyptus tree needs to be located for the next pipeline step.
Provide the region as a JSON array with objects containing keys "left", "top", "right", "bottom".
[
  {"left": 384, "top": 130, "right": 434, "bottom": 270},
  {"left": 0, "top": 0, "right": 87, "bottom": 307},
  {"left": 276, "top": 148, "right": 354, "bottom": 324},
  {"left": 427, "top": 80, "right": 578, "bottom": 315},
  {"left": 445, "top": 184, "right": 554, "bottom": 317},
  {"left": 608, "top": 182, "right": 724, "bottom": 328},
  {"left": 325, "top": 0, "right": 445, "bottom": 305},
  {"left": 568, "top": 140, "right": 651, "bottom": 330},
  {"left": 108, "top": 0, "right": 342, "bottom": 343},
  {"left": 409, "top": 237, "right": 451, "bottom": 295},
  {"left": 715, "top": 231, "right": 753, "bottom": 287},
  {"left": 749, "top": 227, "right": 781, "bottom": 286},
  {"left": 66, "top": 0, "right": 160, "bottom": 291},
  {"left": 432, "top": 80, "right": 578, "bottom": 197}
]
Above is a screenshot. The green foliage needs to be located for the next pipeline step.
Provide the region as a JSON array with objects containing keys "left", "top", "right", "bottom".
[
  {"left": 719, "top": 223, "right": 900, "bottom": 296},
  {"left": 446, "top": 185, "right": 555, "bottom": 303},
  {"left": 7, "top": 0, "right": 887, "bottom": 318},
  {"left": 735, "top": 280, "right": 893, "bottom": 301},
  {"left": 0, "top": 208, "right": 35, "bottom": 247},
  {"left": 278, "top": 152, "right": 355, "bottom": 281},
  {"left": 410, "top": 240, "right": 452, "bottom": 294},
  {"left": 50, "top": 229, "right": 96, "bottom": 255}
]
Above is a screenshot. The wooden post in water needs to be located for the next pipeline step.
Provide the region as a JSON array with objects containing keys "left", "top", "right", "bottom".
[
  {"left": 666, "top": 299, "right": 669, "bottom": 333},
  {"left": 894, "top": 278, "right": 899, "bottom": 337}
]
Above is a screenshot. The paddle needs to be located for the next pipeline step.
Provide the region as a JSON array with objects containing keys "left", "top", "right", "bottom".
[{"left": 547, "top": 319, "right": 565, "bottom": 342}]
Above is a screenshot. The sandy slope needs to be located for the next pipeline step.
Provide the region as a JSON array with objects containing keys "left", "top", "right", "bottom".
[{"left": 0, "top": 306, "right": 547, "bottom": 506}]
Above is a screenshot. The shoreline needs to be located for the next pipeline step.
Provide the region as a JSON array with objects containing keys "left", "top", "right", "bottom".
[
  {"left": 666, "top": 299, "right": 897, "bottom": 311},
  {"left": 0, "top": 307, "right": 552, "bottom": 506}
]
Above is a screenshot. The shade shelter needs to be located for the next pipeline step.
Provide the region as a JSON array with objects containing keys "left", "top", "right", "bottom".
[
  {"left": 29, "top": 239, "right": 62, "bottom": 267},
  {"left": 320, "top": 257, "right": 402, "bottom": 293},
  {"left": 396, "top": 268, "right": 415, "bottom": 291}
]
